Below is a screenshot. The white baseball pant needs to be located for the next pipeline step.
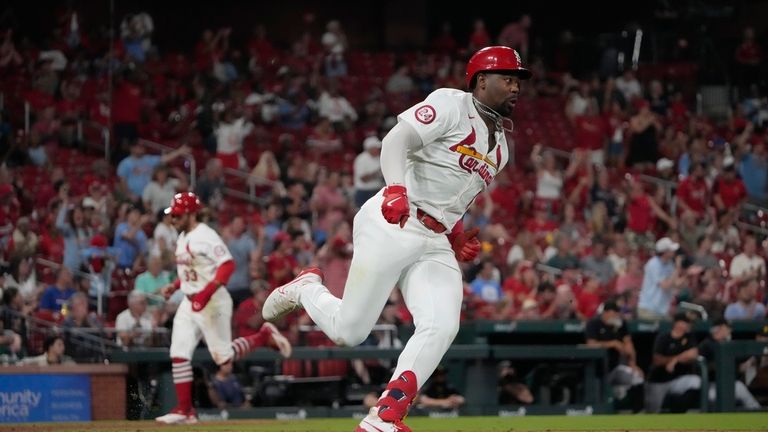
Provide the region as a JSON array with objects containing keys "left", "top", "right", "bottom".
[
  {"left": 169, "top": 288, "right": 234, "bottom": 364},
  {"left": 301, "top": 191, "right": 464, "bottom": 388}
]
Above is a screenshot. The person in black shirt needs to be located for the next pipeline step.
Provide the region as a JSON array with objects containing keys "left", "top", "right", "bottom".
[
  {"left": 416, "top": 366, "right": 465, "bottom": 411},
  {"left": 698, "top": 319, "right": 761, "bottom": 409},
  {"left": 585, "top": 301, "right": 644, "bottom": 406},
  {"left": 645, "top": 312, "right": 700, "bottom": 413}
]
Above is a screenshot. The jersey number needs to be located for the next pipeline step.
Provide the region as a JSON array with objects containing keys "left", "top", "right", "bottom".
[{"left": 183, "top": 269, "right": 198, "bottom": 282}]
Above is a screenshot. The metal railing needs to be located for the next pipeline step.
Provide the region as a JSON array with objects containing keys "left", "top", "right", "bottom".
[
  {"left": 139, "top": 138, "right": 197, "bottom": 188},
  {"left": 222, "top": 167, "right": 279, "bottom": 206},
  {"left": 35, "top": 257, "right": 110, "bottom": 317}
]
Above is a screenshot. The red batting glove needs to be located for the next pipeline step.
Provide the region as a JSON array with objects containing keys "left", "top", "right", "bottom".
[
  {"left": 450, "top": 227, "right": 481, "bottom": 262},
  {"left": 190, "top": 281, "right": 220, "bottom": 312},
  {"left": 381, "top": 185, "right": 410, "bottom": 228}
]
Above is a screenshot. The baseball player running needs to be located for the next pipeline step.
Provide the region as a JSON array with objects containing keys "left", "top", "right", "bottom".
[
  {"left": 263, "top": 46, "right": 530, "bottom": 431},
  {"left": 156, "top": 192, "right": 292, "bottom": 425}
]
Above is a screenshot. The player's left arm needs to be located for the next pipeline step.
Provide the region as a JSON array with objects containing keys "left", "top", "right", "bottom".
[
  {"left": 447, "top": 219, "right": 481, "bottom": 262},
  {"left": 190, "top": 239, "right": 235, "bottom": 312},
  {"left": 190, "top": 259, "right": 235, "bottom": 312}
]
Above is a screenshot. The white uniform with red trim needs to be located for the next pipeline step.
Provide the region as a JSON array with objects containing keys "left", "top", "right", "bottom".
[
  {"left": 169, "top": 223, "right": 236, "bottom": 364},
  {"left": 299, "top": 88, "right": 508, "bottom": 387},
  {"left": 400, "top": 88, "right": 509, "bottom": 229}
]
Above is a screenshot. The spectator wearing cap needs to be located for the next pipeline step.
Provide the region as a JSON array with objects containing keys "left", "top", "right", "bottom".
[
  {"left": 645, "top": 312, "right": 701, "bottom": 413},
  {"left": 724, "top": 278, "right": 766, "bottom": 321},
  {"left": 83, "top": 181, "right": 110, "bottom": 227},
  {"left": 585, "top": 301, "right": 644, "bottom": 410},
  {"left": 698, "top": 319, "right": 761, "bottom": 409},
  {"left": 676, "top": 161, "right": 709, "bottom": 218},
  {"left": 115, "top": 291, "right": 155, "bottom": 347},
  {"left": 729, "top": 234, "right": 766, "bottom": 286},
  {"left": 223, "top": 215, "right": 259, "bottom": 305},
  {"left": 637, "top": 237, "right": 687, "bottom": 321},
  {"left": 712, "top": 157, "right": 747, "bottom": 212},
  {"left": 353, "top": 136, "right": 384, "bottom": 208},
  {"left": 655, "top": 158, "right": 675, "bottom": 180}
]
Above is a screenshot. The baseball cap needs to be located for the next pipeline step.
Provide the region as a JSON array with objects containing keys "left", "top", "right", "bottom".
[
  {"left": 363, "top": 136, "right": 382, "bottom": 150},
  {"left": 655, "top": 237, "right": 680, "bottom": 253},
  {"left": 656, "top": 158, "right": 674, "bottom": 171},
  {"left": 723, "top": 156, "right": 735, "bottom": 170},
  {"left": 602, "top": 300, "right": 620, "bottom": 312},
  {"left": 673, "top": 311, "right": 691, "bottom": 323},
  {"left": 82, "top": 197, "right": 98, "bottom": 209}
]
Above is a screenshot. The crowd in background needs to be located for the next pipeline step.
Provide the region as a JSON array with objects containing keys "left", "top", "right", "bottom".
[{"left": 0, "top": 4, "right": 766, "bottom": 411}]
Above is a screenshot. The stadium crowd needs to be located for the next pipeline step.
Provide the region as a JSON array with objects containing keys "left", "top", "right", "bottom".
[{"left": 0, "top": 4, "right": 767, "bottom": 412}]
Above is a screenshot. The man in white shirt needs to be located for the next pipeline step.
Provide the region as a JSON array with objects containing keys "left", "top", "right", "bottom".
[
  {"left": 318, "top": 82, "right": 358, "bottom": 129},
  {"left": 729, "top": 235, "right": 766, "bottom": 284},
  {"left": 214, "top": 107, "right": 254, "bottom": 170},
  {"left": 353, "top": 136, "right": 384, "bottom": 208},
  {"left": 115, "top": 291, "right": 155, "bottom": 347}
]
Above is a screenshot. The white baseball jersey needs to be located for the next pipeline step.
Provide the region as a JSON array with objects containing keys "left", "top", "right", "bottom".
[
  {"left": 175, "top": 223, "right": 233, "bottom": 295},
  {"left": 398, "top": 88, "right": 509, "bottom": 230}
]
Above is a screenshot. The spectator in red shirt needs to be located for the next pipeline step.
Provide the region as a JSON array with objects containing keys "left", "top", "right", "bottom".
[
  {"left": 735, "top": 27, "right": 763, "bottom": 91},
  {"left": 497, "top": 15, "right": 531, "bottom": 60},
  {"left": 574, "top": 101, "right": 608, "bottom": 166},
  {"left": 502, "top": 261, "right": 539, "bottom": 309},
  {"left": 625, "top": 178, "right": 675, "bottom": 249},
  {"left": 111, "top": 71, "right": 142, "bottom": 163},
  {"left": 233, "top": 280, "right": 269, "bottom": 338},
  {"left": 468, "top": 19, "right": 491, "bottom": 52},
  {"left": 712, "top": 158, "right": 747, "bottom": 211},
  {"left": 265, "top": 231, "right": 299, "bottom": 289},
  {"left": 676, "top": 161, "right": 709, "bottom": 217},
  {"left": 576, "top": 277, "right": 602, "bottom": 319},
  {"left": 432, "top": 22, "right": 457, "bottom": 56}
]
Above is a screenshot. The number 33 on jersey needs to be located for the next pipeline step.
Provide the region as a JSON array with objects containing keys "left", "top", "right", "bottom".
[{"left": 175, "top": 224, "right": 233, "bottom": 295}]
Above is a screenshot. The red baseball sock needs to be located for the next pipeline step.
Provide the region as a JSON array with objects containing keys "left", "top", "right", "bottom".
[
  {"left": 231, "top": 327, "right": 271, "bottom": 361},
  {"left": 171, "top": 357, "right": 193, "bottom": 413}
]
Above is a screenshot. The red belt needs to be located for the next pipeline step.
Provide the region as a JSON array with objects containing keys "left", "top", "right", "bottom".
[{"left": 416, "top": 209, "right": 447, "bottom": 233}]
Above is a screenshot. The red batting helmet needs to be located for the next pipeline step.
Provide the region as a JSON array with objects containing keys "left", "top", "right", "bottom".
[
  {"left": 466, "top": 46, "right": 532, "bottom": 89},
  {"left": 166, "top": 192, "right": 203, "bottom": 216}
]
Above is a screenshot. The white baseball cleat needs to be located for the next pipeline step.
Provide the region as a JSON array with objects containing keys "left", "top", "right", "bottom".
[
  {"left": 262, "top": 268, "right": 323, "bottom": 322},
  {"left": 155, "top": 408, "right": 198, "bottom": 425},
  {"left": 261, "top": 322, "right": 292, "bottom": 358},
  {"left": 355, "top": 408, "right": 412, "bottom": 432}
]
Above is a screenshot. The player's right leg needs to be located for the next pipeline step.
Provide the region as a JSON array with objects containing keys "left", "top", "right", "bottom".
[
  {"left": 156, "top": 299, "right": 202, "bottom": 425},
  {"left": 265, "top": 194, "right": 424, "bottom": 346}
]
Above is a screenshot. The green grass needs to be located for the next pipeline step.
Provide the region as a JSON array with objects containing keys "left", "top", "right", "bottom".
[{"left": 6, "top": 413, "right": 768, "bottom": 431}]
